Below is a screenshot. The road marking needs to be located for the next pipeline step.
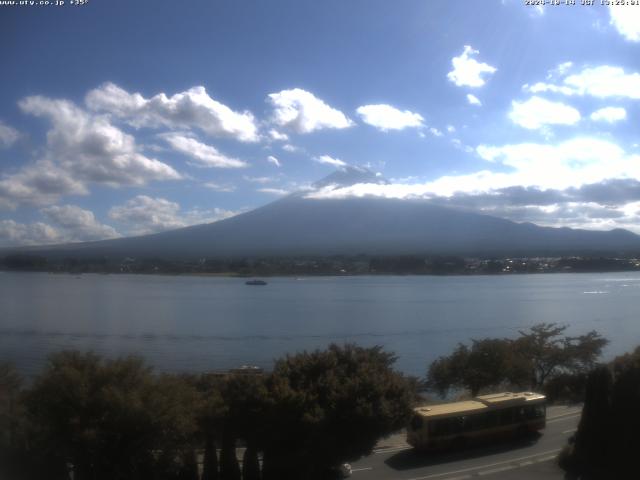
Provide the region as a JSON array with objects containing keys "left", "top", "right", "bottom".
[
  {"left": 477, "top": 465, "right": 514, "bottom": 476},
  {"left": 374, "top": 446, "right": 411, "bottom": 454},
  {"left": 351, "top": 467, "right": 373, "bottom": 472},
  {"left": 547, "top": 413, "right": 581, "bottom": 424},
  {"left": 405, "top": 449, "right": 561, "bottom": 480},
  {"left": 562, "top": 428, "right": 577, "bottom": 435},
  {"left": 546, "top": 409, "right": 582, "bottom": 420}
]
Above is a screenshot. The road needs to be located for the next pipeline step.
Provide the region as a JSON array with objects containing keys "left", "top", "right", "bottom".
[{"left": 350, "top": 405, "right": 582, "bottom": 480}]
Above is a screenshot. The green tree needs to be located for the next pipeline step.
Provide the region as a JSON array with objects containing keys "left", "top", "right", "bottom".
[
  {"left": 427, "top": 324, "right": 608, "bottom": 398},
  {"left": 560, "top": 346, "right": 640, "bottom": 479},
  {"left": 514, "top": 323, "right": 607, "bottom": 390},
  {"left": 427, "top": 339, "right": 528, "bottom": 396},
  {"left": 23, "top": 351, "right": 199, "bottom": 480},
  {"left": 262, "top": 344, "right": 414, "bottom": 480}
]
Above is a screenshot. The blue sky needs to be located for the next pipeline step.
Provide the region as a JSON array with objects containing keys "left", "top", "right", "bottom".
[{"left": 2, "top": 0, "right": 640, "bottom": 245}]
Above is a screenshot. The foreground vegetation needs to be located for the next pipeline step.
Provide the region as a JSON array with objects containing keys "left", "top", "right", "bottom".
[
  {"left": 0, "top": 344, "right": 416, "bottom": 480},
  {"left": 558, "top": 346, "right": 640, "bottom": 479}
]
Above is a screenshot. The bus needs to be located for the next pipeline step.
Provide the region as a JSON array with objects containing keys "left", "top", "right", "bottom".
[{"left": 407, "top": 391, "right": 546, "bottom": 451}]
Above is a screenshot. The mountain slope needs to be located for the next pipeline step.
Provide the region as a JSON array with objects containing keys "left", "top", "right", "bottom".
[{"left": 6, "top": 168, "right": 640, "bottom": 259}]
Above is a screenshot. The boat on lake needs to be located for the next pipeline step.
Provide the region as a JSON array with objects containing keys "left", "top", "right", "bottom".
[{"left": 245, "top": 279, "right": 267, "bottom": 286}]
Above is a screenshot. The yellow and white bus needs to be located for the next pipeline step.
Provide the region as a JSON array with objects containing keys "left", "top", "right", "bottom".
[{"left": 407, "top": 392, "right": 546, "bottom": 451}]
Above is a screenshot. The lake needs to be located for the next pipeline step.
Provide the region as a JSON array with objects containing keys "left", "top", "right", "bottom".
[{"left": 1, "top": 271, "right": 639, "bottom": 379}]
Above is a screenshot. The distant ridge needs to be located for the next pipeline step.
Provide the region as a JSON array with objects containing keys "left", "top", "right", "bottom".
[{"left": 4, "top": 167, "right": 640, "bottom": 260}]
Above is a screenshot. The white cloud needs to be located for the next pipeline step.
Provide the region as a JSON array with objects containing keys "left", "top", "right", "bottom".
[
  {"left": 0, "top": 205, "right": 119, "bottom": 246},
  {"left": 447, "top": 45, "right": 497, "bottom": 88},
  {"left": 0, "top": 160, "right": 88, "bottom": 209},
  {"left": 258, "top": 188, "right": 289, "bottom": 196},
  {"left": 108, "top": 195, "right": 237, "bottom": 235},
  {"left": 86, "top": 82, "right": 259, "bottom": 142},
  {"left": 526, "top": 66, "right": 640, "bottom": 100},
  {"left": 267, "top": 155, "right": 281, "bottom": 167},
  {"left": 609, "top": 4, "right": 640, "bottom": 42},
  {"left": 307, "top": 138, "right": 640, "bottom": 202},
  {"left": 17, "top": 95, "right": 181, "bottom": 189},
  {"left": 547, "top": 61, "right": 573, "bottom": 79},
  {"left": 355, "top": 104, "right": 424, "bottom": 131},
  {"left": 590, "top": 106, "right": 627, "bottom": 123},
  {"left": 267, "top": 88, "right": 354, "bottom": 134},
  {"left": 509, "top": 96, "right": 581, "bottom": 130},
  {"left": 0, "top": 121, "right": 19, "bottom": 148},
  {"left": 0, "top": 220, "right": 61, "bottom": 246},
  {"left": 446, "top": 125, "right": 456, "bottom": 133},
  {"left": 203, "top": 182, "right": 236, "bottom": 192},
  {"left": 314, "top": 155, "right": 347, "bottom": 168},
  {"left": 282, "top": 144, "right": 300, "bottom": 153},
  {"left": 466, "top": 94, "right": 482, "bottom": 106},
  {"left": 429, "top": 127, "right": 443, "bottom": 137},
  {"left": 161, "top": 133, "right": 247, "bottom": 169},
  {"left": 268, "top": 129, "right": 289, "bottom": 141},
  {"left": 41, "top": 205, "right": 120, "bottom": 241}
]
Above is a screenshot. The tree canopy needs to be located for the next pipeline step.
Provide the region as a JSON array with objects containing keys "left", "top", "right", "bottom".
[
  {"left": 427, "top": 323, "right": 608, "bottom": 397},
  {"left": 3, "top": 344, "right": 416, "bottom": 480}
]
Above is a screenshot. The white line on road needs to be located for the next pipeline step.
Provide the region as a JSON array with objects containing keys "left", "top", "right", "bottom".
[
  {"left": 405, "top": 449, "right": 561, "bottom": 480},
  {"left": 546, "top": 409, "right": 582, "bottom": 420},
  {"left": 546, "top": 413, "right": 581, "bottom": 424},
  {"left": 374, "top": 446, "right": 412, "bottom": 455},
  {"left": 562, "top": 428, "right": 577, "bottom": 435},
  {"left": 477, "top": 465, "right": 514, "bottom": 476},
  {"left": 352, "top": 467, "right": 373, "bottom": 472}
]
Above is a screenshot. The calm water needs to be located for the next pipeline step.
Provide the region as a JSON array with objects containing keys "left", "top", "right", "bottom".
[{"left": 1, "top": 271, "right": 639, "bottom": 379}]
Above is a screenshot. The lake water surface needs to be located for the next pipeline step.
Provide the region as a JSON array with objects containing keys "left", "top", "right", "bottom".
[{"left": 1, "top": 271, "right": 639, "bottom": 378}]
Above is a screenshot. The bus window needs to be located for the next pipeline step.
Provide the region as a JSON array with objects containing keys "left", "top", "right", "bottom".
[
  {"left": 485, "top": 410, "right": 498, "bottom": 428},
  {"left": 499, "top": 407, "right": 514, "bottom": 426}
]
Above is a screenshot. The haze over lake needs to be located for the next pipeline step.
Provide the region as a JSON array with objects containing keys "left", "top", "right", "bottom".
[{"left": 1, "top": 271, "right": 639, "bottom": 379}]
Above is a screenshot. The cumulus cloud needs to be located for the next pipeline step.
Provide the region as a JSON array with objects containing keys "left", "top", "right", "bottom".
[
  {"left": 509, "top": 96, "right": 581, "bottom": 130},
  {"left": 161, "top": 133, "right": 247, "bottom": 168},
  {"left": 41, "top": 204, "right": 120, "bottom": 241},
  {"left": 268, "top": 129, "right": 289, "bottom": 141},
  {"left": 267, "top": 155, "right": 281, "bottom": 167},
  {"left": 0, "top": 220, "right": 61, "bottom": 246},
  {"left": 466, "top": 94, "right": 482, "bottom": 106},
  {"left": 0, "top": 160, "right": 88, "bottom": 209},
  {"left": 303, "top": 140, "right": 640, "bottom": 232},
  {"left": 308, "top": 138, "right": 639, "bottom": 199},
  {"left": 86, "top": 82, "right": 259, "bottom": 142},
  {"left": 356, "top": 104, "right": 424, "bottom": 131},
  {"left": 0, "top": 121, "right": 20, "bottom": 148},
  {"left": 314, "top": 155, "right": 347, "bottom": 168},
  {"left": 590, "top": 106, "right": 627, "bottom": 123},
  {"left": 447, "top": 45, "right": 497, "bottom": 88},
  {"left": 282, "top": 144, "right": 300, "bottom": 153},
  {"left": 108, "top": 195, "right": 238, "bottom": 235},
  {"left": 16, "top": 95, "right": 180, "bottom": 190},
  {"left": 526, "top": 66, "right": 640, "bottom": 100},
  {"left": 267, "top": 88, "right": 354, "bottom": 134},
  {"left": 0, "top": 205, "right": 119, "bottom": 247},
  {"left": 609, "top": 4, "right": 640, "bottom": 42}
]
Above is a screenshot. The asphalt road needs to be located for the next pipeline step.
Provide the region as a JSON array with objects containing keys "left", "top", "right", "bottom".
[{"left": 350, "top": 405, "right": 582, "bottom": 480}]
